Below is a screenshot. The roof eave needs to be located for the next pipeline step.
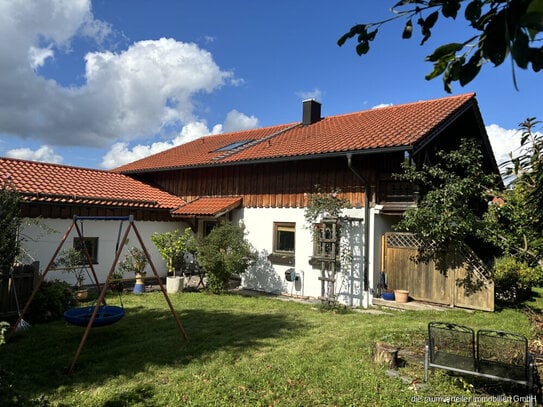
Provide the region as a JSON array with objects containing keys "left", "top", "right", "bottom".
[{"left": 119, "top": 146, "right": 414, "bottom": 175}]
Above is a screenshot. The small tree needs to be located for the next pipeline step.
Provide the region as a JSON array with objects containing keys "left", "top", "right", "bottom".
[
  {"left": 196, "top": 221, "right": 256, "bottom": 293},
  {"left": 481, "top": 118, "right": 543, "bottom": 271},
  {"left": 0, "top": 177, "right": 21, "bottom": 274},
  {"left": 57, "top": 248, "right": 86, "bottom": 289},
  {"left": 118, "top": 247, "right": 148, "bottom": 277},
  {"left": 151, "top": 228, "right": 195, "bottom": 277},
  {"left": 394, "top": 138, "right": 499, "bottom": 267}
]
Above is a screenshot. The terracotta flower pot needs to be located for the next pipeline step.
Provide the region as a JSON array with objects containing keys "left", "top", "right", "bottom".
[
  {"left": 394, "top": 290, "right": 409, "bottom": 303},
  {"left": 75, "top": 289, "right": 88, "bottom": 301}
]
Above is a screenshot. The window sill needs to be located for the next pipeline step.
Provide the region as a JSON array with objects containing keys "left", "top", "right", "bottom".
[{"left": 268, "top": 253, "right": 295, "bottom": 266}]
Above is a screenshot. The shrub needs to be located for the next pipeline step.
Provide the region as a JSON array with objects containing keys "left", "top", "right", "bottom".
[
  {"left": 27, "top": 280, "right": 73, "bottom": 324},
  {"left": 0, "top": 321, "right": 9, "bottom": 346},
  {"left": 0, "top": 178, "right": 21, "bottom": 273},
  {"left": 0, "top": 368, "right": 50, "bottom": 406},
  {"left": 196, "top": 221, "right": 256, "bottom": 293},
  {"left": 493, "top": 256, "right": 541, "bottom": 303}
]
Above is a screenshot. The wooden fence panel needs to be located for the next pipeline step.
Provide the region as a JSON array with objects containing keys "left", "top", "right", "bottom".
[
  {"left": 382, "top": 233, "right": 494, "bottom": 311},
  {"left": 0, "top": 262, "right": 39, "bottom": 319}
]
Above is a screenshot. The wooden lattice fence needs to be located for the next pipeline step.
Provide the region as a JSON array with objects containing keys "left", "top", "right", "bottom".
[{"left": 382, "top": 233, "right": 494, "bottom": 311}]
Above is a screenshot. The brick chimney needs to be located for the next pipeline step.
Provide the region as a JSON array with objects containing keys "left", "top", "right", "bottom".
[{"left": 302, "top": 99, "right": 321, "bottom": 126}]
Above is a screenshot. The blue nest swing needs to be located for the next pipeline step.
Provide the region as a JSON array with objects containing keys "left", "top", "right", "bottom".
[
  {"left": 64, "top": 305, "right": 125, "bottom": 327},
  {"left": 63, "top": 216, "right": 128, "bottom": 328}
]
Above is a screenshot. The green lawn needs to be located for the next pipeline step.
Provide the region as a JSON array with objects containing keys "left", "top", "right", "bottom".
[{"left": 1, "top": 290, "right": 540, "bottom": 406}]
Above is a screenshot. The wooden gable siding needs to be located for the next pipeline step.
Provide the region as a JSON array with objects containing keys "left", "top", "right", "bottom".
[{"left": 138, "top": 154, "right": 404, "bottom": 209}]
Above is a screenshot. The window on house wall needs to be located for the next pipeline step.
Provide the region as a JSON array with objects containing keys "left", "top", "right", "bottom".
[
  {"left": 73, "top": 237, "right": 99, "bottom": 264},
  {"left": 274, "top": 222, "right": 295, "bottom": 254},
  {"left": 268, "top": 222, "right": 296, "bottom": 266}
]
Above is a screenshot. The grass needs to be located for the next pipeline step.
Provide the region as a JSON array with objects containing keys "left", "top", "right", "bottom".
[{"left": 1, "top": 289, "right": 541, "bottom": 406}]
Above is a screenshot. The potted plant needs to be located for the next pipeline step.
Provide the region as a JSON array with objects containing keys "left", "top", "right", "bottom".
[
  {"left": 57, "top": 248, "right": 88, "bottom": 300},
  {"left": 108, "top": 269, "right": 125, "bottom": 293},
  {"left": 118, "top": 247, "right": 148, "bottom": 294},
  {"left": 151, "top": 227, "right": 195, "bottom": 293}
]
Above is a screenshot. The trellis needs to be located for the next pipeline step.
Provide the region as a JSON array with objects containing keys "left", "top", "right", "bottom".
[{"left": 313, "top": 216, "right": 340, "bottom": 305}]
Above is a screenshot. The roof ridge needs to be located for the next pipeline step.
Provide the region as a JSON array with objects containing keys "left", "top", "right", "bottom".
[
  {"left": 0, "top": 156, "right": 113, "bottom": 173},
  {"left": 327, "top": 92, "right": 476, "bottom": 119}
]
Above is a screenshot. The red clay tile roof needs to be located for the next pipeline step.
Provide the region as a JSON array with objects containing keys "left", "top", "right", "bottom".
[
  {"left": 116, "top": 93, "right": 477, "bottom": 173},
  {"left": 116, "top": 123, "right": 296, "bottom": 173},
  {"left": 171, "top": 196, "right": 242, "bottom": 217},
  {"left": 0, "top": 157, "right": 185, "bottom": 209}
]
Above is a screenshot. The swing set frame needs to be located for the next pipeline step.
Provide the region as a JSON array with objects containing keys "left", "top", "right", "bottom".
[{"left": 8, "top": 215, "right": 189, "bottom": 374}]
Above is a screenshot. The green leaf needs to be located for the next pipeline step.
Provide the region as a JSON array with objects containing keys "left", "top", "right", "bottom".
[
  {"left": 425, "top": 58, "right": 449, "bottom": 80},
  {"left": 419, "top": 11, "right": 439, "bottom": 45},
  {"left": 530, "top": 47, "right": 543, "bottom": 71},
  {"left": 441, "top": 0, "right": 461, "bottom": 18},
  {"left": 527, "top": 0, "right": 543, "bottom": 14},
  {"left": 425, "top": 42, "right": 464, "bottom": 62},
  {"left": 460, "top": 50, "right": 483, "bottom": 85},
  {"left": 367, "top": 28, "right": 378, "bottom": 41},
  {"left": 337, "top": 24, "right": 366, "bottom": 47},
  {"left": 443, "top": 70, "right": 454, "bottom": 93},
  {"left": 482, "top": 10, "right": 508, "bottom": 66},
  {"left": 446, "top": 57, "right": 464, "bottom": 82},
  {"left": 424, "top": 10, "right": 439, "bottom": 29},
  {"left": 521, "top": 11, "right": 543, "bottom": 39},
  {"left": 356, "top": 41, "right": 370, "bottom": 56},
  {"left": 511, "top": 30, "right": 530, "bottom": 69},
  {"left": 402, "top": 19, "right": 413, "bottom": 39},
  {"left": 465, "top": 0, "right": 482, "bottom": 25},
  {"left": 337, "top": 34, "right": 349, "bottom": 47}
]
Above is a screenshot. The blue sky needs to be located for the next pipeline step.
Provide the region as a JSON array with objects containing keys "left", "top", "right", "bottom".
[{"left": 0, "top": 0, "right": 541, "bottom": 170}]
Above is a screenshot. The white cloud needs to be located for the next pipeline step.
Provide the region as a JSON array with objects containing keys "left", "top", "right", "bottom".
[
  {"left": 485, "top": 124, "right": 522, "bottom": 166},
  {"left": 297, "top": 88, "right": 322, "bottom": 101},
  {"left": 0, "top": 1, "right": 235, "bottom": 150},
  {"left": 6, "top": 145, "right": 63, "bottom": 164},
  {"left": 28, "top": 46, "right": 54, "bottom": 69},
  {"left": 100, "top": 110, "right": 259, "bottom": 169},
  {"left": 372, "top": 103, "right": 393, "bottom": 109},
  {"left": 221, "top": 110, "right": 259, "bottom": 133}
]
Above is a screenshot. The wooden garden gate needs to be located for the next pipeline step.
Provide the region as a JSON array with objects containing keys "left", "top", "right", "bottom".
[{"left": 382, "top": 233, "right": 494, "bottom": 311}]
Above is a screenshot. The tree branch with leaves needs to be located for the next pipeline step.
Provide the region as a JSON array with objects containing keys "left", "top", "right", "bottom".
[
  {"left": 338, "top": 0, "right": 543, "bottom": 92},
  {"left": 484, "top": 117, "right": 543, "bottom": 268},
  {"left": 394, "top": 138, "right": 499, "bottom": 264}
]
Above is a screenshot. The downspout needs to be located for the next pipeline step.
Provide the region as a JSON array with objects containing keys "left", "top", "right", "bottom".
[{"left": 346, "top": 153, "right": 371, "bottom": 302}]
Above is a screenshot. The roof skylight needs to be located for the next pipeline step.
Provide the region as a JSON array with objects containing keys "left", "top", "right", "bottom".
[{"left": 214, "top": 139, "right": 254, "bottom": 152}]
